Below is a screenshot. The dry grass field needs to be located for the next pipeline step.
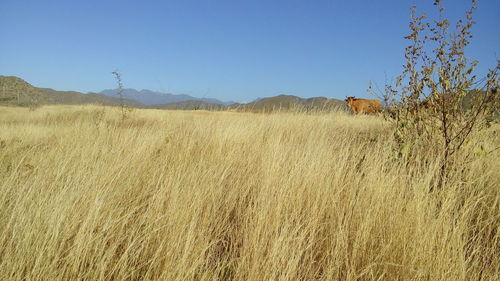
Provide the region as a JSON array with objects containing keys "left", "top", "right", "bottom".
[{"left": 0, "top": 105, "right": 498, "bottom": 281}]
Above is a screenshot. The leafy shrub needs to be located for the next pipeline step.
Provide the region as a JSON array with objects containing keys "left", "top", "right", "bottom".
[{"left": 379, "top": 0, "right": 499, "bottom": 190}]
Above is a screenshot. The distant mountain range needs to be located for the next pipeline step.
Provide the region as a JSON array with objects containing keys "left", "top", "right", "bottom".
[
  {"left": 0, "top": 76, "right": 347, "bottom": 112},
  {"left": 99, "top": 89, "right": 235, "bottom": 105}
]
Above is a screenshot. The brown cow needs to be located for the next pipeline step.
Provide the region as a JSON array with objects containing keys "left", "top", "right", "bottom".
[{"left": 344, "top": 96, "right": 382, "bottom": 114}]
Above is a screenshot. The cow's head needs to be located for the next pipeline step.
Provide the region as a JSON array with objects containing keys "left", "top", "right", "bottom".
[{"left": 344, "top": 96, "right": 356, "bottom": 104}]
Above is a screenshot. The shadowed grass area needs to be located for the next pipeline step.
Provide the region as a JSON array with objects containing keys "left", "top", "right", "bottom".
[{"left": 0, "top": 105, "right": 498, "bottom": 281}]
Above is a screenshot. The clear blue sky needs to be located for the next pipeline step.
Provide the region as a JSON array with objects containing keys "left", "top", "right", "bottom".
[{"left": 1, "top": 0, "right": 498, "bottom": 102}]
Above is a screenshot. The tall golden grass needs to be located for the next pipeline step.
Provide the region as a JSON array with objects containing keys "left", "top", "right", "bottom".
[{"left": 0, "top": 105, "right": 498, "bottom": 280}]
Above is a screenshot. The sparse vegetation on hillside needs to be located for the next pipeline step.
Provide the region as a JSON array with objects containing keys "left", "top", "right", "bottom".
[
  {"left": 0, "top": 105, "right": 498, "bottom": 280},
  {"left": 0, "top": 76, "right": 143, "bottom": 108},
  {"left": 0, "top": 76, "right": 48, "bottom": 107},
  {"left": 229, "top": 94, "right": 347, "bottom": 112}
]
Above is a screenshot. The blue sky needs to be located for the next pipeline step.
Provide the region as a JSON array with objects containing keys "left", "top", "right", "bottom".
[{"left": 1, "top": 0, "right": 498, "bottom": 102}]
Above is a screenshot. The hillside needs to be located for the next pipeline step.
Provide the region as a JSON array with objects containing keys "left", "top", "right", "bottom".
[
  {"left": 229, "top": 94, "right": 348, "bottom": 112},
  {"left": 0, "top": 76, "right": 143, "bottom": 107},
  {"left": 0, "top": 76, "right": 51, "bottom": 106}
]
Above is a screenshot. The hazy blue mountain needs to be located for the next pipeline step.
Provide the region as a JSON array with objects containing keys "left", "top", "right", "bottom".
[{"left": 99, "top": 89, "right": 234, "bottom": 105}]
